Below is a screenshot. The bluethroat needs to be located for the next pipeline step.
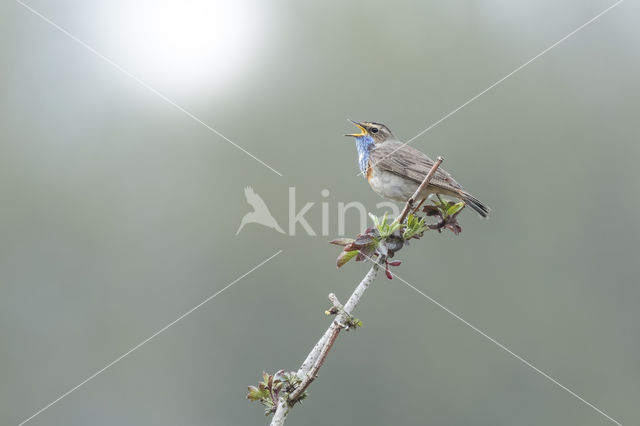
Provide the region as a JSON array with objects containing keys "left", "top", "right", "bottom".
[{"left": 345, "top": 120, "right": 490, "bottom": 217}]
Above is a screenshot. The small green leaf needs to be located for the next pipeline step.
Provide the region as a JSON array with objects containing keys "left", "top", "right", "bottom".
[
  {"left": 368, "top": 212, "right": 380, "bottom": 228},
  {"left": 388, "top": 220, "right": 401, "bottom": 234},
  {"left": 247, "top": 385, "right": 267, "bottom": 401},
  {"left": 446, "top": 201, "right": 465, "bottom": 217},
  {"left": 337, "top": 250, "right": 359, "bottom": 268},
  {"left": 402, "top": 214, "right": 427, "bottom": 240}
]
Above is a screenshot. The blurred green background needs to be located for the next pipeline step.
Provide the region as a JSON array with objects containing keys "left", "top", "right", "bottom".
[{"left": 1, "top": 0, "right": 638, "bottom": 425}]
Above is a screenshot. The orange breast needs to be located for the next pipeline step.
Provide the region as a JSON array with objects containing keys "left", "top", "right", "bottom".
[{"left": 366, "top": 164, "right": 373, "bottom": 182}]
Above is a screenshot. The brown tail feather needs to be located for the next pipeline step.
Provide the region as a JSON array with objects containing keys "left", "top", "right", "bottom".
[{"left": 460, "top": 192, "right": 490, "bottom": 218}]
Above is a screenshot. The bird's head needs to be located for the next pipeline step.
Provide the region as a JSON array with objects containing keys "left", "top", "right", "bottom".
[{"left": 344, "top": 120, "right": 395, "bottom": 144}]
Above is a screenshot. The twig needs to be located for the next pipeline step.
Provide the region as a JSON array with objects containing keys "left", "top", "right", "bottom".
[
  {"left": 288, "top": 322, "right": 341, "bottom": 402},
  {"left": 270, "top": 260, "right": 384, "bottom": 426},
  {"left": 397, "top": 156, "right": 444, "bottom": 224},
  {"left": 288, "top": 295, "right": 343, "bottom": 401},
  {"left": 268, "top": 159, "right": 445, "bottom": 425},
  {"left": 328, "top": 293, "right": 343, "bottom": 309}
]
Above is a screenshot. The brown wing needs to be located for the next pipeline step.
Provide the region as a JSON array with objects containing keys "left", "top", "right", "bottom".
[{"left": 369, "top": 141, "right": 464, "bottom": 192}]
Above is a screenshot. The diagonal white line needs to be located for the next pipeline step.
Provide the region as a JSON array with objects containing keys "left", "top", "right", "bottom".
[
  {"left": 376, "top": 261, "right": 623, "bottom": 426},
  {"left": 358, "top": 0, "right": 625, "bottom": 176},
  {"left": 15, "top": 250, "right": 283, "bottom": 426},
  {"left": 13, "top": 0, "right": 284, "bottom": 177}
]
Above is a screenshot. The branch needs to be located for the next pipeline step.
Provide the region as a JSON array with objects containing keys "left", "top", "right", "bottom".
[
  {"left": 262, "top": 158, "right": 446, "bottom": 425},
  {"left": 270, "top": 260, "right": 383, "bottom": 425},
  {"left": 397, "top": 156, "right": 444, "bottom": 224}
]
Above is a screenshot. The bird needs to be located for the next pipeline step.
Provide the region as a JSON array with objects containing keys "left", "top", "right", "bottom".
[
  {"left": 236, "top": 186, "right": 285, "bottom": 235},
  {"left": 345, "top": 120, "right": 490, "bottom": 217}
]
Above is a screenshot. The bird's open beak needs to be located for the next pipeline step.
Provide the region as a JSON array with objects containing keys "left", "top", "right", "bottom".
[{"left": 345, "top": 119, "right": 367, "bottom": 137}]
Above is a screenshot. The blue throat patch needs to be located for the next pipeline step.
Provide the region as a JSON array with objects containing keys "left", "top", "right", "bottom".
[{"left": 354, "top": 135, "right": 375, "bottom": 175}]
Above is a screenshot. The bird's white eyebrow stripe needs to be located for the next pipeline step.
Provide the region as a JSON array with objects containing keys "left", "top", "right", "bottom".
[{"left": 356, "top": 0, "right": 625, "bottom": 177}]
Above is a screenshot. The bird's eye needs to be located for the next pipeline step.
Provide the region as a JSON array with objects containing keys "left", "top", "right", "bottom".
[{"left": 370, "top": 127, "right": 379, "bottom": 134}]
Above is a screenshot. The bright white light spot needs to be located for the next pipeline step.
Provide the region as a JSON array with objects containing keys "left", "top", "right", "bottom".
[{"left": 107, "top": 0, "right": 262, "bottom": 95}]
